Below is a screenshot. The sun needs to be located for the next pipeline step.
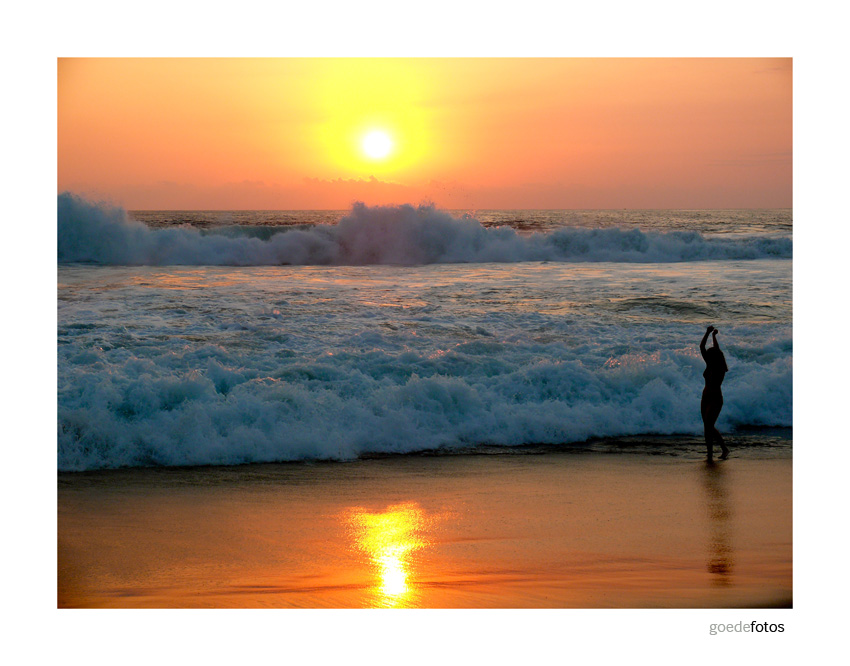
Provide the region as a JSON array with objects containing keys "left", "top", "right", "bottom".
[{"left": 362, "top": 130, "right": 394, "bottom": 160}]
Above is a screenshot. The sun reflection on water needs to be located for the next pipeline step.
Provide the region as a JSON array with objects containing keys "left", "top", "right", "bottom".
[{"left": 347, "top": 501, "right": 430, "bottom": 607}]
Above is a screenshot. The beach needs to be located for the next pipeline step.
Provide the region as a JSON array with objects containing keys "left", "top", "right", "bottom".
[{"left": 58, "top": 434, "right": 791, "bottom": 609}]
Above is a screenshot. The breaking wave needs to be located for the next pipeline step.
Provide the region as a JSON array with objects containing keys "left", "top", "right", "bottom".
[
  {"left": 57, "top": 340, "right": 792, "bottom": 471},
  {"left": 58, "top": 193, "right": 791, "bottom": 266}
]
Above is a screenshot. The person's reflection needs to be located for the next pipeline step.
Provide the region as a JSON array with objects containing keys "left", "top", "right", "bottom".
[{"left": 702, "top": 462, "right": 734, "bottom": 586}]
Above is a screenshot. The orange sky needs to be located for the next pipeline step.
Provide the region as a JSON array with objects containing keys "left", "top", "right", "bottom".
[{"left": 58, "top": 58, "right": 791, "bottom": 210}]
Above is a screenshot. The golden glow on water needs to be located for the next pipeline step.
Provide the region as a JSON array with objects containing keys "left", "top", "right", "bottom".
[{"left": 347, "top": 501, "right": 430, "bottom": 607}]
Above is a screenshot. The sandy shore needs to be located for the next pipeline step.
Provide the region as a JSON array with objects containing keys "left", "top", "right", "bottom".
[{"left": 58, "top": 443, "right": 791, "bottom": 608}]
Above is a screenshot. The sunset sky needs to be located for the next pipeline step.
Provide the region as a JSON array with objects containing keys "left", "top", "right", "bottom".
[{"left": 58, "top": 58, "right": 791, "bottom": 210}]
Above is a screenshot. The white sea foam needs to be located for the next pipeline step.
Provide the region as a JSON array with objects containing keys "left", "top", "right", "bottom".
[
  {"left": 58, "top": 258, "right": 792, "bottom": 471},
  {"left": 57, "top": 336, "right": 792, "bottom": 470},
  {"left": 58, "top": 193, "right": 792, "bottom": 266}
]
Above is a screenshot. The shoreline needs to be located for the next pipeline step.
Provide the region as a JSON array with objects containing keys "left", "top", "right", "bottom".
[
  {"left": 59, "top": 440, "right": 792, "bottom": 608},
  {"left": 58, "top": 428, "right": 792, "bottom": 476}
]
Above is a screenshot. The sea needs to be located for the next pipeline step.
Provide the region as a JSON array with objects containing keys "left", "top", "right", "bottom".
[{"left": 57, "top": 194, "right": 792, "bottom": 471}]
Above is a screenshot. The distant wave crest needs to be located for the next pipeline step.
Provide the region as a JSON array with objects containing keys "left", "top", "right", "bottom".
[{"left": 58, "top": 193, "right": 792, "bottom": 266}]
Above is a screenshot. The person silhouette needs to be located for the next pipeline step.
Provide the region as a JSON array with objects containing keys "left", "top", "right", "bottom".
[{"left": 700, "top": 325, "right": 729, "bottom": 461}]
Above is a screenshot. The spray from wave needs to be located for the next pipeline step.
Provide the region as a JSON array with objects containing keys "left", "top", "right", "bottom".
[{"left": 58, "top": 193, "right": 791, "bottom": 266}]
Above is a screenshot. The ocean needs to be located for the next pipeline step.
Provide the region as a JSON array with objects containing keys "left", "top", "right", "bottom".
[{"left": 57, "top": 194, "right": 792, "bottom": 471}]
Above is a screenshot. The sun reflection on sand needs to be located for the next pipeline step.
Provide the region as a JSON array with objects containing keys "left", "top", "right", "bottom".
[{"left": 347, "top": 501, "right": 433, "bottom": 607}]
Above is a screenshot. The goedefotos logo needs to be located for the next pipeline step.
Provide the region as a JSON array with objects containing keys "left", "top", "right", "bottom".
[{"left": 709, "top": 621, "right": 785, "bottom": 636}]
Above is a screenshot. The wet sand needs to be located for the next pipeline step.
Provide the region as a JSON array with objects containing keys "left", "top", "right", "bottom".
[{"left": 58, "top": 447, "right": 791, "bottom": 608}]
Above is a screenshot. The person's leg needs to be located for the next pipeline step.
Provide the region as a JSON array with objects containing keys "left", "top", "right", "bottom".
[
  {"left": 702, "top": 399, "right": 715, "bottom": 461},
  {"left": 703, "top": 394, "right": 727, "bottom": 461},
  {"left": 715, "top": 427, "right": 729, "bottom": 459},
  {"left": 704, "top": 424, "right": 714, "bottom": 460},
  {"left": 713, "top": 397, "right": 728, "bottom": 459}
]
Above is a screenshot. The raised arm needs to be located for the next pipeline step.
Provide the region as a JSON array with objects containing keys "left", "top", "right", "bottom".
[
  {"left": 712, "top": 329, "right": 728, "bottom": 371},
  {"left": 700, "top": 326, "right": 714, "bottom": 360}
]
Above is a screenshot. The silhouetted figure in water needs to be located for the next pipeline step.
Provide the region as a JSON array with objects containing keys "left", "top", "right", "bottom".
[{"left": 700, "top": 326, "right": 729, "bottom": 461}]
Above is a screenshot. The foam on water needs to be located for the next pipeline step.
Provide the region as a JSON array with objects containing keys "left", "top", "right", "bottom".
[
  {"left": 58, "top": 194, "right": 791, "bottom": 266},
  {"left": 58, "top": 257, "right": 792, "bottom": 471}
]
